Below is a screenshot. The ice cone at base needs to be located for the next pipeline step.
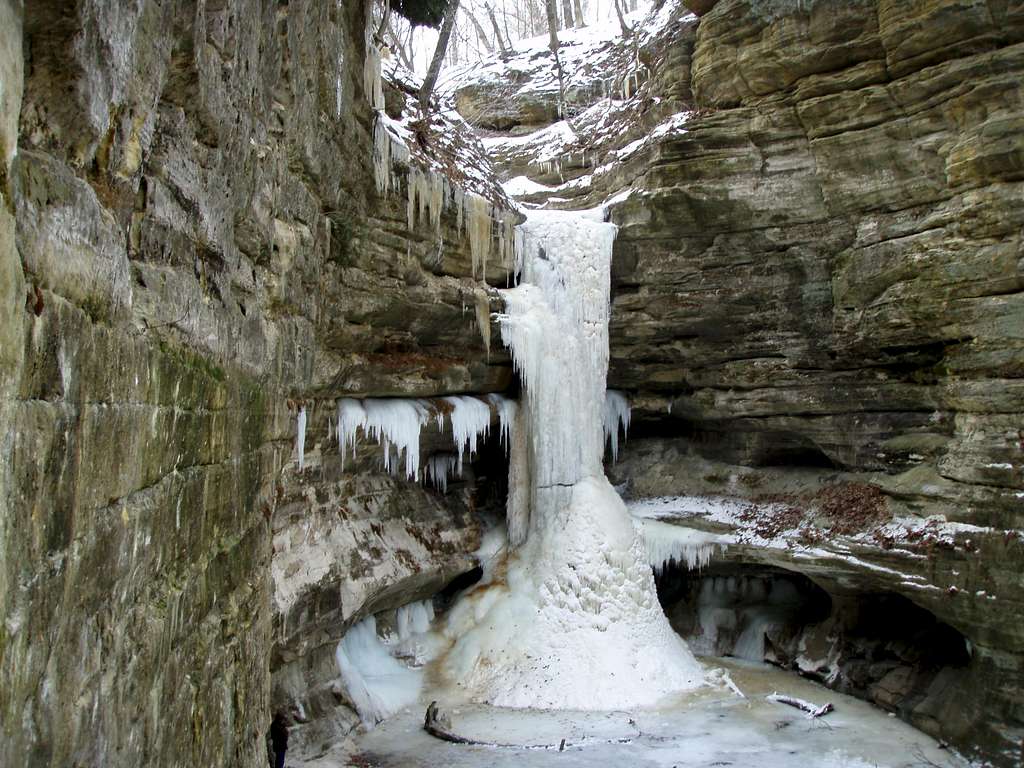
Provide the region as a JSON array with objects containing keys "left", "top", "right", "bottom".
[{"left": 440, "top": 209, "right": 705, "bottom": 709}]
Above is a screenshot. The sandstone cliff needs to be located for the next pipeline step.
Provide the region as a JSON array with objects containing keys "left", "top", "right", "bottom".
[
  {"left": 1, "top": 0, "right": 1022, "bottom": 766},
  {"left": 604, "top": 0, "right": 1024, "bottom": 761},
  {"left": 1, "top": 0, "right": 512, "bottom": 764}
]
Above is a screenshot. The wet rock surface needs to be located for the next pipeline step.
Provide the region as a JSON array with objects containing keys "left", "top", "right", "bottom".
[
  {"left": 2, "top": 0, "right": 1022, "bottom": 765},
  {"left": 595, "top": 2, "right": 1024, "bottom": 761},
  {"left": 2, "top": 1, "right": 513, "bottom": 765}
]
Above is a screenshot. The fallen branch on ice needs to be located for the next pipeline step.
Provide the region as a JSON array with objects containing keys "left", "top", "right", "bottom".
[
  {"left": 707, "top": 667, "right": 745, "bottom": 698},
  {"left": 422, "top": 701, "right": 638, "bottom": 749},
  {"left": 423, "top": 701, "right": 475, "bottom": 744},
  {"left": 766, "top": 693, "right": 834, "bottom": 718}
]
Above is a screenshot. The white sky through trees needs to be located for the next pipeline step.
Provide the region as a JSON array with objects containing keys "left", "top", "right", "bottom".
[{"left": 378, "top": 0, "right": 653, "bottom": 77}]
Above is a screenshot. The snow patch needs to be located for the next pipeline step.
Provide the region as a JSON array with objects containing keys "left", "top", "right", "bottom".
[{"left": 502, "top": 175, "right": 555, "bottom": 196}]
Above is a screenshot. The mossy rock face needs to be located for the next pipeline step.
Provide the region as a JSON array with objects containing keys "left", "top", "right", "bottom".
[
  {"left": 3, "top": 0, "right": 514, "bottom": 764},
  {"left": 4, "top": 0, "right": 1023, "bottom": 765}
]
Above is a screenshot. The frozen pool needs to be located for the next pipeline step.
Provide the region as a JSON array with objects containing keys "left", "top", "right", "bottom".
[{"left": 299, "top": 658, "right": 971, "bottom": 768}]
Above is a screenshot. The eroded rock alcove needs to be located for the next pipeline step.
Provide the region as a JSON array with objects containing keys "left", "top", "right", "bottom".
[{"left": 1, "top": 0, "right": 1021, "bottom": 766}]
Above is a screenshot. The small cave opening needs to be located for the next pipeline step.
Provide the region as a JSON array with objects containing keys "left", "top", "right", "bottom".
[
  {"left": 748, "top": 433, "right": 839, "bottom": 470},
  {"left": 434, "top": 566, "right": 484, "bottom": 612},
  {"left": 421, "top": 410, "right": 512, "bottom": 525},
  {"left": 653, "top": 561, "right": 974, "bottom": 740},
  {"left": 466, "top": 424, "right": 512, "bottom": 517},
  {"left": 753, "top": 443, "right": 839, "bottom": 470},
  {"left": 655, "top": 563, "right": 833, "bottom": 662}
]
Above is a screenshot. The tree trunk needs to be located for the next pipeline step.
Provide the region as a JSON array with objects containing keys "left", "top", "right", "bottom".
[
  {"left": 572, "top": 0, "right": 585, "bottom": 26},
  {"left": 544, "top": 0, "right": 566, "bottom": 118},
  {"left": 420, "top": 0, "right": 462, "bottom": 111},
  {"left": 374, "top": 0, "right": 391, "bottom": 44},
  {"left": 387, "top": 24, "right": 415, "bottom": 70},
  {"left": 484, "top": 2, "right": 509, "bottom": 54},
  {"left": 560, "top": 0, "right": 574, "bottom": 28},
  {"left": 612, "top": 0, "right": 632, "bottom": 37},
  {"left": 465, "top": 8, "right": 494, "bottom": 54},
  {"left": 545, "top": 0, "right": 560, "bottom": 51},
  {"left": 501, "top": 1, "right": 514, "bottom": 48}
]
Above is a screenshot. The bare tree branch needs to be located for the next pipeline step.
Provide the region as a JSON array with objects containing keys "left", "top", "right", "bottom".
[{"left": 420, "top": 0, "right": 463, "bottom": 111}]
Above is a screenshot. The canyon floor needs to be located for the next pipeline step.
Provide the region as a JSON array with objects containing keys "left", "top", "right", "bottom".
[{"left": 298, "top": 659, "right": 966, "bottom": 768}]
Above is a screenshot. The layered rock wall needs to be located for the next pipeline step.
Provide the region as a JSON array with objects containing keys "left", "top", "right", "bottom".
[
  {"left": 1, "top": 1, "right": 510, "bottom": 765},
  {"left": 607, "top": 0, "right": 1024, "bottom": 762}
]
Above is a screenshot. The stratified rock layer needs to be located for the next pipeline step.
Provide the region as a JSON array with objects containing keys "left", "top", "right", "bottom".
[
  {"left": 1, "top": 1, "right": 512, "bottom": 765},
  {"left": 604, "top": 1, "right": 1023, "bottom": 763}
]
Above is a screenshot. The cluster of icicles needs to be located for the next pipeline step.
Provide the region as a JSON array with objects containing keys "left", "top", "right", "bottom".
[
  {"left": 364, "top": 36, "right": 517, "bottom": 283},
  {"left": 337, "top": 394, "right": 513, "bottom": 491},
  {"left": 294, "top": 391, "right": 632, "bottom": 493}
]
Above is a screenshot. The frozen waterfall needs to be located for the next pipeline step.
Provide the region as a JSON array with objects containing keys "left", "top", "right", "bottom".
[{"left": 441, "top": 210, "right": 705, "bottom": 709}]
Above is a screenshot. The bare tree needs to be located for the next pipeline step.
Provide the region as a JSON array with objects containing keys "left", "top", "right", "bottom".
[
  {"left": 545, "top": 0, "right": 560, "bottom": 51},
  {"left": 544, "top": 0, "right": 566, "bottom": 117},
  {"left": 500, "top": 0, "right": 514, "bottom": 46},
  {"left": 420, "top": 0, "right": 463, "bottom": 110},
  {"left": 484, "top": 2, "right": 510, "bottom": 54},
  {"left": 561, "top": 0, "right": 574, "bottom": 28},
  {"left": 612, "top": 0, "right": 632, "bottom": 37},
  {"left": 463, "top": 6, "right": 494, "bottom": 54},
  {"left": 573, "top": 0, "right": 585, "bottom": 26},
  {"left": 387, "top": 23, "right": 416, "bottom": 70}
]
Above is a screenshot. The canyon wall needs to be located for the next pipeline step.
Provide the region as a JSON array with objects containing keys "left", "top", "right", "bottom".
[
  {"left": 2, "top": 0, "right": 1022, "bottom": 765},
  {"left": 606, "top": 0, "right": 1023, "bottom": 762},
  {"left": 0, "top": 0, "right": 509, "bottom": 764}
]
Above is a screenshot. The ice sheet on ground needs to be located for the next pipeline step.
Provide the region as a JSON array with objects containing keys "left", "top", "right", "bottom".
[{"left": 305, "top": 658, "right": 970, "bottom": 768}]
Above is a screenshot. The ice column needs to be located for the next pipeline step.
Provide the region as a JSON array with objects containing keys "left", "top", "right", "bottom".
[{"left": 443, "top": 210, "right": 705, "bottom": 710}]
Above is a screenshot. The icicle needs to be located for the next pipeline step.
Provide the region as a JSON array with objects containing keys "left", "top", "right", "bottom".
[
  {"left": 474, "top": 288, "right": 491, "bottom": 357},
  {"left": 603, "top": 390, "right": 631, "bottom": 462},
  {"left": 424, "top": 453, "right": 458, "bottom": 493},
  {"left": 336, "top": 398, "right": 367, "bottom": 467},
  {"left": 634, "top": 518, "right": 724, "bottom": 574},
  {"left": 465, "top": 193, "right": 492, "bottom": 281},
  {"left": 296, "top": 405, "right": 307, "bottom": 471},
  {"left": 335, "top": 397, "right": 429, "bottom": 480},
  {"left": 406, "top": 167, "right": 445, "bottom": 233},
  {"left": 444, "top": 395, "right": 492, "bottom": 473},
  {"left": 335, "top": 394, "right": 507, "bottom": 483},
  {"left": 497, "top": 211, "right": 518, "bottom": 275},
  {"left": 362, "top": 35, "right": 384, "bottom": 111},
  {"left": 486, "top": 394, "right": 517, "bottom": 451},
  {"left": 373, "top": 118, "right": 393, "bottom": 197},
  {"left": 406, "top": 167, "right": 419, "bottom": 230},
  {"left": 454, "top": 188, "right": 465, "bottom": 233},
  {"left": 372, "top": 117, "right": 411, "bottom": 199}
]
